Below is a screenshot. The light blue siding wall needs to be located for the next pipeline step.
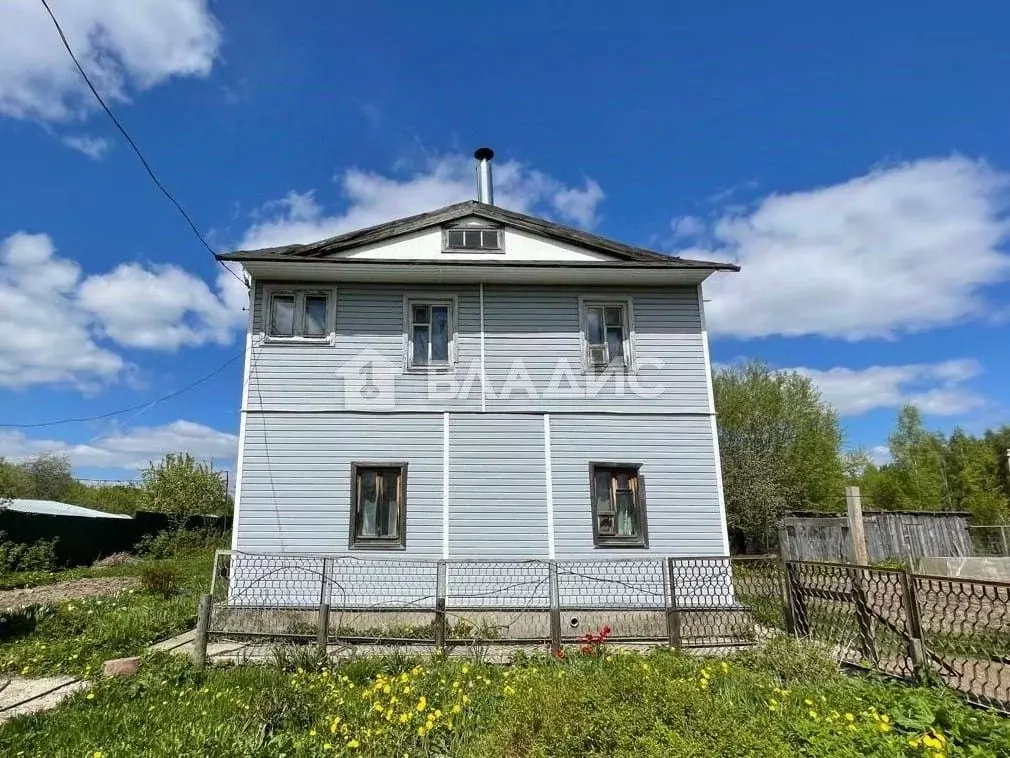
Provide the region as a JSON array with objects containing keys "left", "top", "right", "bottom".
[
  {"left": 236, "top": 413, "right": 444, "bottom": 556},
  {"left": 549, "top": 415, "right": 726, "bottom": 559},
  {"left": 235, "top": 279, "right": 726, "bottom": 597},
  {"left": 448, "top": 414, "right": 547, "bottom": 558},
  {"left": 247, "top": 282, "right": 709, "bottom": 414},
  {"left": 482, "top": 286, "right": 709, "bottom": 413},
  {"left": 248, "top": 283, "right": 482, "bottom": 412}
]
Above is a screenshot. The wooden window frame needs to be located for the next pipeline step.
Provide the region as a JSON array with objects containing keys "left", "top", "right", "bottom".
[
  {"left": 349, "top": 462, "right": 408, "bottom": 550},
  {"left": 588, "top": 462, "right": 648, "bottom": 548},
  {"left": 403, "top": 295, "right": 457, "bottom": 372},
  {"left": 579, "top": 298, "right": 635, "bottom": 372},
  {"left": 442, "top": 226, "right": 503, "bottom": 252},
  {"left": 263, "top": 285, "right": 336, "bottom": 343}
]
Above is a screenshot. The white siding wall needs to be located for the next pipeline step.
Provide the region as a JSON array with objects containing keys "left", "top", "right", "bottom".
[
  {"left": 448, "top": 414, "right": 548, "bottom": 558},
  {"left": 249, "top": 282, "right": 709, "bottom": 414},
  {"left": 236, "top": 413, "right": 444, "bottom": 556}
]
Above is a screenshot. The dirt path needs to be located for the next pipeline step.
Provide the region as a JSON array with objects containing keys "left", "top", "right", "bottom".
[{"left": 0, "top": 577, "right": 138, "bottom": 609}]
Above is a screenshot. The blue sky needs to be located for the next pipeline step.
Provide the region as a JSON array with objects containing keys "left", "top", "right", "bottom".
[{"left": 1, "top": 0, "right": 1008, "bottom": 479}]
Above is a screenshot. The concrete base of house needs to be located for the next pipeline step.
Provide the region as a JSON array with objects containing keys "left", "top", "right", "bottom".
[{"left": 209, "top": 605, "right": 757, "bottom": 647}]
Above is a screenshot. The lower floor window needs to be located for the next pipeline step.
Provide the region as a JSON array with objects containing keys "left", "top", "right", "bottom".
[
  {"left": 350, "top": 463, "right": 407, "bottom": 549},
  {"left": 590, "top": 463, "right": 647, "bottom": 547}
]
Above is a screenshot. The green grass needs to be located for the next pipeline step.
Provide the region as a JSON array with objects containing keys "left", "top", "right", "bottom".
[
  {"left": 2, "top": 638, "right": 1008, "bottom": 757},
  {"left": 0, "top": 551, "right": 214, "bottom": 677}
]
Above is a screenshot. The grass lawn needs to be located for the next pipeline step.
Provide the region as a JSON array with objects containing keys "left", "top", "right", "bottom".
[
  {"left": 2, "top": 638, "right": 1009, "bottom": 757},
  {"left": 0, "top": 550, "right": 214, "bottom": 677}
]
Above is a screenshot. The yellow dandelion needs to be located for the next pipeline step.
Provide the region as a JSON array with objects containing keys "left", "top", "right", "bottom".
[
  {"left": 808, "top": 710, "right": 818, "bottom": 720},
  {"left": 347, "top": 738, "right": 360, "bottom": 749},
  {"left": 803, "top": 699, "right": 814, "bottom": 706},
  {"left": 451, "top": 703, "right": 461, "bottom": 714},
  {"left": 416, "top": 696, "right": 427, "bottom": 712}
]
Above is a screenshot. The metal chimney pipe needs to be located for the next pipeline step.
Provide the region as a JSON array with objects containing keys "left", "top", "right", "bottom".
[{"left": 474, "top": 147, "right": 494, "bottom": 205}]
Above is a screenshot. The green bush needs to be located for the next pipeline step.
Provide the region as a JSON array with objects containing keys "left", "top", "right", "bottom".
[
  {"left": 0, "top": 531, "right": 59, "bottom": 573},
  {"left": 136, "top": 527, "right": 228, "bottom": 559},
  {"left": 139, "top": 565, "right": 185, "bottom": 598}
]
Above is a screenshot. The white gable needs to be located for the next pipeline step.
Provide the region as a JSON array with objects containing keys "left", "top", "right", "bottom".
[{"left": 337, "top": 216, "right": 616, "bottom": 262}]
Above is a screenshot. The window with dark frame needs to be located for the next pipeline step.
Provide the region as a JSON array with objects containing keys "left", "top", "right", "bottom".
[
  {"left": 408, "top": 301, "right": 452, "bottom": 368},
  {"left": 267, "top": 289, "right": 331, "bottom": 339},
  {"left": 583, "top": 302, "right": 628, "bottom": 369},
  {"left": 590, "top": 464, "right": 647, "bottom": 547},
  {"left": 350, "top": 463, "right": 407, "bottom": 549},
  {"left": 443, "top": 227, "right": 501, "bottom": 251}
]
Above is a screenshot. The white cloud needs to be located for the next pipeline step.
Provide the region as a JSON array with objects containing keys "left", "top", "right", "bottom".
[
  {"left": 792, "top": 359, "right": 985, "bottom": 416},
  {"left": 0, "top": 419, "right": 237, "bottom": 472},
  {"left": 241, "top": 153, "right": 607, "bottom": 250},
  {"left": 0, "top": 231, "right": 243, "bottom": 388},
  {"left": 868, "top": 445, "right": 892, "bottom": 466},
  {"left": 0, "top": 232, "right": 124, "bottom": 389},
  {"left": 61, "top": 134, "right": 110, "bottom": 159},
  {"left": 670, "top": 215, "right": 707, "bottom": 239},
  {"left": 78, "top": 262, "right": 244, "bottom": 350},
  {"left": 0, "top": 0, "right": 220, "bottom": 121},
  {"left": 692, "top": 157, "right": 1010, "bottom": 339}
]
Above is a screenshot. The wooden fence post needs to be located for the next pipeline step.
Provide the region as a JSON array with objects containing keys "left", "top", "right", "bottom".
[
  {"left": 845, "top": 486, "right": 869, "bottom": 565},
  {"left": 786, "top": 563, "right": 810, "bottom": 637},
  {"left": 666, "top": 558, "right": 682, "bottom": 649},
  {"left": 548, "top": 561, "right": 562, "bottom": 655},
  {"left": 316, "top": 602, "right": 330, "bottom": 654},
  {"left": 435, "top": 561, "right": 447, "bottom": 654},
  {"left": 899, "top": 569, "right": 928, "bottom": 679},
  {"left": 847, "top": 566, "right": 879, "bottom": 665},
  {"left": 777, "top": 546, "right": 797, "bottom": 635},
  {"left": 191, "top": 593, "right": 212, "bottom": 669}
]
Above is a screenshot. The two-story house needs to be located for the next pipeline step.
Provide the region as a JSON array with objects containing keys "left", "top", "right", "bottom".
[{"left": 218, "top": 148, "right": 738, "bottom": 611}]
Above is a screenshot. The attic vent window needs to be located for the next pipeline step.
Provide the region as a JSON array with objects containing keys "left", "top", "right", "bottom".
[{"left": 443, "top": 228, "right": 501, "bottom": 252}]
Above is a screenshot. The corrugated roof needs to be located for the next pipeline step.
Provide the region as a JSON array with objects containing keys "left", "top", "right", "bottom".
[
  {"left": 4, "top": 499, "right": 133, "bottom": 519},
  {"left": 219, "top": 200, "right": 739, "bottom": 272}
]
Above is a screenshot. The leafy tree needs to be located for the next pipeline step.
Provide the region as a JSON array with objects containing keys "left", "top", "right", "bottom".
[
  {"left": 64, "top": 481, "right": 144, "bottom": 516},
  {"left": 855, "top": 409, "right": 1010, "bottom": 524},
  {"left": 140, "top": 453, "right": 231, "bottom": 522},
  {"left": 885, "top": 405, "right": 952, "bottom": 510},
  {"left": 714, "top": 361, "right": 845, "bottom": 550},
  {"left": 18, "top": 452, "right": 74, "bottom": 502}
]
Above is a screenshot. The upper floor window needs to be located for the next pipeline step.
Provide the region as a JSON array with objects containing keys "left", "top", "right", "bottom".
[
  {"left": 266, "top": 288, "right": 332, "bottom": 340},
  {"left": 582, "top": 301, "right": 631, "bottom": 369},
  {"left": 407, "top": 299, "right": 454, "bottom": 369},
  {"left": 443, "top": 227, "right": 501, "bottom": 252},
  {"left": 590, "top": 463, "right": 647, "bottom": 547}
]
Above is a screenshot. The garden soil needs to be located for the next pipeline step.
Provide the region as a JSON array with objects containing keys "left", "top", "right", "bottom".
[{"left": 0, "top": 577, "right": 137, "bottom": 609}]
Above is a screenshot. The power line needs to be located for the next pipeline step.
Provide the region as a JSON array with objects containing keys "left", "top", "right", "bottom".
[
  {"left": 0, "top": 352, "right": 242, "bottom": 430},
  {"left": 38, "top": 0, "right": 246, "bottom": 289}
]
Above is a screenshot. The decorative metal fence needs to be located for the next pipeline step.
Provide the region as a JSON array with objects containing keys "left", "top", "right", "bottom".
[
  {"left": 195, "top": 551, "right": 1010, "bottom": 713},
  {"left": 785, "top": 561, "right": 1010, "bottom": 712},
  {"left": 206, "top": 551, "right": 785, "bottom": 650}
]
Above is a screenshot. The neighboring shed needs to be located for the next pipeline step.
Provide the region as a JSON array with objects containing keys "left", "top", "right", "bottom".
[
  {"left": 4, "top": 499, "right": 132, "bottom": 519},
  {"left": 780, "top": 511, "right": 973, "bottom": 563}
]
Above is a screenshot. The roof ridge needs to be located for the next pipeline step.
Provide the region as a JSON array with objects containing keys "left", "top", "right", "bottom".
[{"left": 219, "top": 200, "right": 739, "bottom": 272}]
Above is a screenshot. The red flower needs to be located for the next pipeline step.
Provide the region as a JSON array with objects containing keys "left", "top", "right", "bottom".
[{"left": 553, "top": 648, "right": 566, "bottom": 659}]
